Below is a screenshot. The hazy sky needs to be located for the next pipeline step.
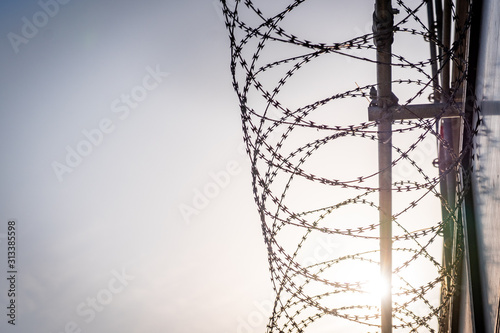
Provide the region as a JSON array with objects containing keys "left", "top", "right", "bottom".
[{"left": 0, "top": 1, "right": 438, "bottom": 332}]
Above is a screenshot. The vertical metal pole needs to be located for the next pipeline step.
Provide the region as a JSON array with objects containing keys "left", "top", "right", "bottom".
[
  {"left": 460, "top": 0, "right": 486, "bottom": 330},
  {"left": 373, "top": 1, "right": 394, "bottom": 332},
  {"left": 379, "top": 110, "right": 393, "bottom": 333},
  {"left": 441, "top": 0, "right": 451, "bottom": 100},
  {"left": 426, "top": 0, "right": 440, "bottom": 103},
  {"left": 440, "top": 0, "right": 454, "bottom": 289}
]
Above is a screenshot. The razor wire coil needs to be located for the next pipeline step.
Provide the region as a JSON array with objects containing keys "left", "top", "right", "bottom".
[{"left": 222, "top": 0, "right": 478, "bottom": 331}]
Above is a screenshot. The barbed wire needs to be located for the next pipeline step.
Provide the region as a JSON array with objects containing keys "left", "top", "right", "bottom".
[{"left": 221, "top": 0, "right": 478, "bottom": 331}]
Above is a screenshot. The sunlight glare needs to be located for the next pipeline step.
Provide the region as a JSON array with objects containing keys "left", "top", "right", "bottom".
[{"left": 365, "top": 273, "right": 390, "bottom": 304}]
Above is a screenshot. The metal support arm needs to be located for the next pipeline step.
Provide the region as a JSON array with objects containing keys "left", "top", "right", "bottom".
[{"left": 368, "top": 103, "right": 461, "bottom": 121}]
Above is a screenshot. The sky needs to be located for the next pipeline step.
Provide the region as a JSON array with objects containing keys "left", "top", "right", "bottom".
[{"left": 0, "top": 1, "right": 441, "bottom": 332}]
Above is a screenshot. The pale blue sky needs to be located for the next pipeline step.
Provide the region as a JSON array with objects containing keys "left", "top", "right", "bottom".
[{"left": 0, "top": 1, "right": 439, "bottom": 332}]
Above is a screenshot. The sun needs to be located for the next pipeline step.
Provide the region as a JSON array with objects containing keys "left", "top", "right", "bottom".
[
  {"left": 342, "top": 260, "right": 392, "bottom": 307},
  {"left": 363, "top": 273, "right": 390, "bottom": 304}
]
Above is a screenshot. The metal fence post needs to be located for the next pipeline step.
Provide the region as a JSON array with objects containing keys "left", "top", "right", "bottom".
[{"left": 373, "top": 1, "right": 395, "bottom": 331}]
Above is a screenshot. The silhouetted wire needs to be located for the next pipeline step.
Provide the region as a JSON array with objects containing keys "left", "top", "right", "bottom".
[{"left": 221, "top": 0, "right": 477, "bottom": 331}]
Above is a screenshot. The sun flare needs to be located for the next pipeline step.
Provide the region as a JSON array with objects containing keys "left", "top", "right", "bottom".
[{"left": 363, "top": 273, "right": 390, "bottom": 304}]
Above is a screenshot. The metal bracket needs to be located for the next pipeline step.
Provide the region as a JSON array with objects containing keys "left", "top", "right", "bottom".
[{"left": 368, "top": 103, "right": 461, "bottom": 121}]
